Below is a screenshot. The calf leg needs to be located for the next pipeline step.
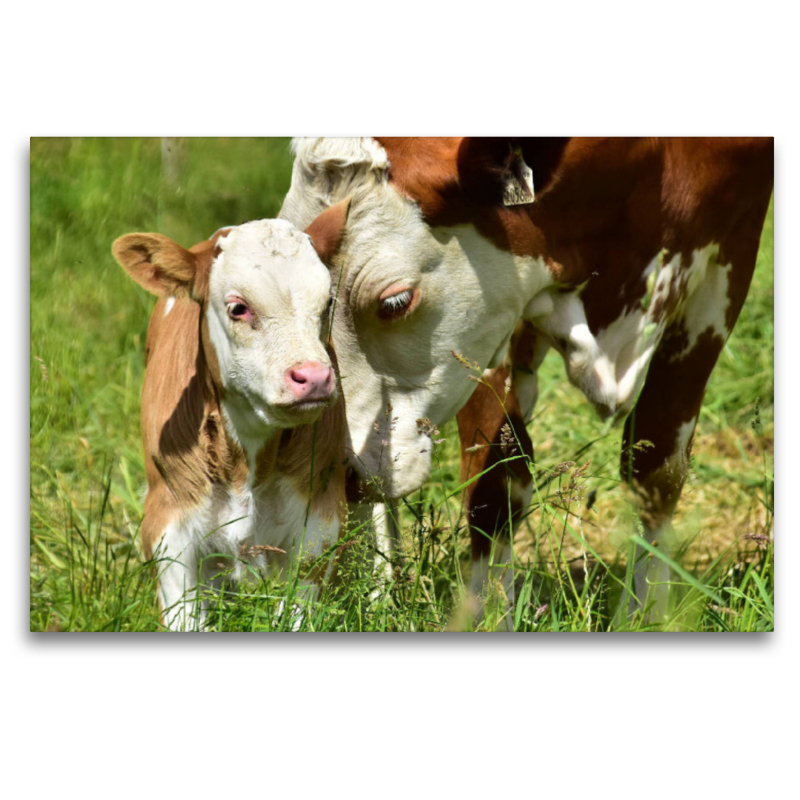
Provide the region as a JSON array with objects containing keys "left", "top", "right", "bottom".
[{"left": 143, "top": 499, "right": 206, "bottom": 632}]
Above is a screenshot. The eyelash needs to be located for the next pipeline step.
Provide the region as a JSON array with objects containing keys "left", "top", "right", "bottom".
[
  {"left": 378, "top": 289, "right": 415, "bottom": 319},
  {"left": 382, "top": 291, "right": 412, "bottom": 310}
]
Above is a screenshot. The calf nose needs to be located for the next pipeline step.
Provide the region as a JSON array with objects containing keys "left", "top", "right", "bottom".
[{"left": 285, "top": 361, "right": 334, "bottom": 401}]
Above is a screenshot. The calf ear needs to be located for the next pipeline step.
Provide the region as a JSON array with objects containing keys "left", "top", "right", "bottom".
[
  {"left": 112, "top": 233, "right": 199, "bottom": 299},
  {"left": 305, "top": 198, "right": 352, "bottom": 265},
  {"left": 457, "top": 138, "right": 536, "bottom": 206}
]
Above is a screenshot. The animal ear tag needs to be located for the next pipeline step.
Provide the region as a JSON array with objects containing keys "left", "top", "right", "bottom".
[{"left": 502, "top": 147, "right": 535, "bottom": 206}]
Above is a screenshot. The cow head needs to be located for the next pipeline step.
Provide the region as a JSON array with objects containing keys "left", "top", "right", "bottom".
[
  {"left": 113, "top": 206, "right": 349, "bottom": 440},
  {"left": 280, "top": 138, "right": 545, "bottom": 499}
]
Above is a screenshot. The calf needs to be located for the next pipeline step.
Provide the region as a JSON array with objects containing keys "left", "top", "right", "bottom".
[{"left": 113, "top": 202, "right": 350, "bottom": 630}]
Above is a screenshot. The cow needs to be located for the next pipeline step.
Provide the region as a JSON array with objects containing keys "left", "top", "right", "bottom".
[
  {"left": 279, "top": 137, "right": 773, "bottom": 626},
  {"left": 113, "top": 202, "right": 351, "bottom": 630}
]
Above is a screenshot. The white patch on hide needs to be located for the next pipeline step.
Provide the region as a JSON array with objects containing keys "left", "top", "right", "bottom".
[
  {"left": 522, "top": 243, "right": 731, "bottom": 420},
  {"left": 153, "top": 475, "right": 340, "bottom": 631},
  {"left": 509, "top": 478, "right": 533, "bottom": 509},
  {"left": 673, "top": 244, "right": 732, "bottom": 359}
]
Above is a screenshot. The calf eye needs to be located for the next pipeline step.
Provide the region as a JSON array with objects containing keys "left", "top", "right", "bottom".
[
  {"left": 227, "top": 302, "right": 249, "bottom": 320},
  {"left": 378, "top": 288, "right": 416, "bottom": 320}
]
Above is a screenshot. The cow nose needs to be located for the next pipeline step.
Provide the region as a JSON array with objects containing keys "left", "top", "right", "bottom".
[{"left": 285, "top": 361, "right": 334, "bottom": 401}]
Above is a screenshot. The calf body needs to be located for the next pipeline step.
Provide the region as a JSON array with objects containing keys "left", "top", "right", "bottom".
[{"left": 114, "top": 205, "right": 350, "bottom": 630}]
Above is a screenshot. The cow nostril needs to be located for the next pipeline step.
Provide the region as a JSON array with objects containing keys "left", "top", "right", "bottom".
[{"left": 289, "top": 369, "right": 308, "bottom": 385}]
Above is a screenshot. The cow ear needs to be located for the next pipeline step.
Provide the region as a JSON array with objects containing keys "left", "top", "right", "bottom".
[
  {"left": 305, "top": 198, "right": 351, "bottom": 265},
  {"left": 457, "top": 138, "right": 536, "bottom": 206},
  {"left": 112, "top": 233, "right": 199, "bottom": 299}
]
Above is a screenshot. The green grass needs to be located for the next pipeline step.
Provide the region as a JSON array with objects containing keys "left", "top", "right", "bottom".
[{"left": 29, "top": 138, "right": 774, "bottom": 632}]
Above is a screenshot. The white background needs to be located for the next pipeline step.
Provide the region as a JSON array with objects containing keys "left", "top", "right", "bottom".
[{"left": 8, "top": 2, "right": 795, "bottom": 798}]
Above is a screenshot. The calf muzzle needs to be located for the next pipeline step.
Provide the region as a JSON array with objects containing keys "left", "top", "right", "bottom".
[{"left": 285, "top": 361, "right": 335, "bottom": 402}]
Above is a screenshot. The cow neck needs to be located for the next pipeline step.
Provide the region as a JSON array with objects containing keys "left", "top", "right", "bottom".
[
  {"left": 381, "top": 137, "right": 664, "bottom": 300},
  {"left": 509, "top": 139, "right": 664, "bottom": 332}
]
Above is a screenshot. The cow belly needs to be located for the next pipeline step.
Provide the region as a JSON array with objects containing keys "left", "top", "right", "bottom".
[{"left": 531, "top": 243, "right": 730, "bottom": 419}]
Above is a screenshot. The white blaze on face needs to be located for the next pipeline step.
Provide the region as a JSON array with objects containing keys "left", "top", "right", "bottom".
[
  {"left": 204, "top": 219, "right": 333, "bottom": 451},
  {"left": 331, "top": 207, "right": 552, "bottom": 499}
]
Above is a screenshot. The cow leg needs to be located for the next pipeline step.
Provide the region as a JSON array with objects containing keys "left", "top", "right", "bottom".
[
  {"left": 621, "top": 231, "right": 761, "bottom": 622},
  {"left": 621, "top": 332, "right": 722, "bottom": 622},
  {"left": 457, "top": 323, "right": 547, "bottom": 630},
  {"left": 373, "top": 501, "right": 401, "bottom": 577},
  {"left": 345, "top": 500, "right": 400, "bottom": 601}
]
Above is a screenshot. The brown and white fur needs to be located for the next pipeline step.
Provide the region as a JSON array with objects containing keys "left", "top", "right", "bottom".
[
  {"left": 280, "top": 137, "right": 773, "bottom": 626},
  {"left": 113, "top": 201, "right": 350, "bottom": 631}
]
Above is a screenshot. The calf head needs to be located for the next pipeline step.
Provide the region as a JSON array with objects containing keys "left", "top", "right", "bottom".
[
  {"left": 280, "top": 137, "right": 542, "bottom": 499},
  {"left": 113, "top": 204, "right": 349, "bottom": 439}
]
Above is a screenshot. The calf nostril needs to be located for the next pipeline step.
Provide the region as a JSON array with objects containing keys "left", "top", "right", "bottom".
[
  {"left": 289, "top": 369, "right": 308, "bottom": 385},
  {"left": 285, "top": 362, "right": 333, "bottom": 398}
]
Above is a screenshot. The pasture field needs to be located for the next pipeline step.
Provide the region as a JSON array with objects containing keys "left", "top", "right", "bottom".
[{"left": 29, "top": 138, "right": 774, "bottom": 632}]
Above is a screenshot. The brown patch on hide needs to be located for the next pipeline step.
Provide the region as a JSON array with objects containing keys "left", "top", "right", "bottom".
[
  {"left": 622, "top": 326, "right": 726, "bottom": 531},
  {"left": 141, "top": 296, "right": 249, "bottom": 516},
  {"left": 188, "top": 227, "right": 230, "bottom": 305}
]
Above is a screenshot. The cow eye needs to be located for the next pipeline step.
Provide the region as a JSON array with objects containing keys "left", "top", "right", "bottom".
[{"left": 378, "top": 288, "right": 417, "bottom": 320}]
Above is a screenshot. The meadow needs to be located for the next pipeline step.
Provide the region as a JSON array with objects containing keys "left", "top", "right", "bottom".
[{"left": 29, "top": 137, "right": 774, "bottom": 632}]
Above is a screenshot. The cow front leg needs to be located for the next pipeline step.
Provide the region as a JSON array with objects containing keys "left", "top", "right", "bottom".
[
  {"left": 457, "top": 363, "right": 534, "bottom": 631},
  {"left": 346, "top": 500, "right": 401, "bottom": 601},
  {"left": 372, "top": 501, "right": 401, "bottom": 579}
]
